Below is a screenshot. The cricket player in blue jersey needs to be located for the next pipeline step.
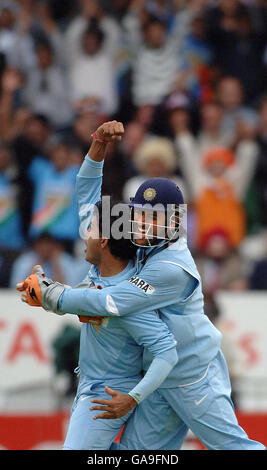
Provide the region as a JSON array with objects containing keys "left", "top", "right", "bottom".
[
  {"left": 19, "top": 121, "right": 265, "bottom": 450},
  {"left": 17, "top": 122, "right": 178, "bottom": 450}
]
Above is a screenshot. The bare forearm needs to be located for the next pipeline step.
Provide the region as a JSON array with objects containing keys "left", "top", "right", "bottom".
[{"left": 88, "top": 139, "right": 108, "bottom": 162}]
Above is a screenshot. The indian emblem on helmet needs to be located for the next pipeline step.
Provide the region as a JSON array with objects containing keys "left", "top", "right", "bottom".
[{"left": 143, "top": 187, "right": 156, "bottom": 201}]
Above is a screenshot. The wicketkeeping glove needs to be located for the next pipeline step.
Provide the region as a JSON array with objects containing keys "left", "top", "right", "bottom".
[{"left": 16, "top": 265, "right": 70, "bottom": 314}]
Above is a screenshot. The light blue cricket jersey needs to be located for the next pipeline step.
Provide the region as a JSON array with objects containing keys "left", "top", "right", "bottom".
[
  {"left": 77, "top": 261, "right": 176, "bottom": 382},
  {"left": 137, "top": 239, "right": 222, "bottom": 387},
  {"left": 60, "top": 155, "right": 222, "bottom": 387}
]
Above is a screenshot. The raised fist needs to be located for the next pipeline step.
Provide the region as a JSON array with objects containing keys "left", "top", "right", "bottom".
[{"left": 94, "top": 120, "right": 124, "bottom": 143}]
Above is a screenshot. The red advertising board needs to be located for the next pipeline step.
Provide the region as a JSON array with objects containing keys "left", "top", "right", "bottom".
[{"left": 0, "top": 412, "right": 266, "bottom": 450}]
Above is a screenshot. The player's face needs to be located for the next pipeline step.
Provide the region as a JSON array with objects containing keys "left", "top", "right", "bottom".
[
  {"left": 132, "top": 208, "right": 166, "bottom": 246},
  {"left": 84, "top": 216, "right": 102, "bottom": 264}
]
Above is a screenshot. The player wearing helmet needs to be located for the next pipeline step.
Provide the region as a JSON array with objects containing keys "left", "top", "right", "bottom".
[{"left": 129, "top": 178, "right": 184, "bottom": 248}]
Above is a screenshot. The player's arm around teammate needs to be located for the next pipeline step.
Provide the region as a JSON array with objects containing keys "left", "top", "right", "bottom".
[{"left": 16, "top": 120, "right": 180, "bottom": 424}]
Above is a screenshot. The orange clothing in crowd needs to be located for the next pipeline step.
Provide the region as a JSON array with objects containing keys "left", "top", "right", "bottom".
[{"left": 195, "top": 176, "right": 246, "bottom": 249}]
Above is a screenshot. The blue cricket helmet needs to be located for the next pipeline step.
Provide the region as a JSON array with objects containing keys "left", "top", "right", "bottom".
[{"left": 129, "top": 178, "right": 184, "bottom": 209}]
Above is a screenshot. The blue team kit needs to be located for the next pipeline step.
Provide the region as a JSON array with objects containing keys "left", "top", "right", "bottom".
[{"left": 62, "top": 155, "right": 265, "bottom": 450}]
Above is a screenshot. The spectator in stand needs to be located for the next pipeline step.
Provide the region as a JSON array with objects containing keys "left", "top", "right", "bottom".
[
  {"left": 216, "top": 76, "right": 260, "bottom": 140},
  {"left": 0, "top": 1, "right": 35, "bottom": 73},
  {"left": 11, "top": 113, "right": 52, "bottom": 237},
  {"left": 169, "top": 97, "right": 235, "bottom": 185},
  {"left": 215, "top": 77, "right": 261, "bottom": 233},
  {"left": 9, "top": 232, "right": 86, "bottom": 288},
  {"left": 15, "top": 0, "right": 66, "bottom": 69},
  {"left": 69, "top": 22, "right": 118, "bottom": 117},
  {"left": 169, "top": 78, "right": 259, "bottom": 169},
  {"left": 174, "top": 100, "right": 259, "bottom": 207},
  {"left": 11, "top": 112, "right": 52, "bottom": 175},
  {"left": 194, "top": 229, "right": 248, "bottom": 295},
  {"left": 193, "top": 147, "right": 248, "bottom": 255},
  {"left": 67, "top": 111, "right": 104, "bottom": 155},
  {"left": 130, "top": 15, "right": 189, "bottom": 108},
  {"left": 160, "top": 91, "right": 197, "bottom": 247},
  {"left": 163, "top": 90, "right": 192, "bottom": 136},
  {"left": 0, "top": 143, "right": 25, "bottom": 286},
  {"left": 200, "top": 101, "right": 234, "bottom": 150},
  {"left": 64, "top": 0, "right": 121, "bottom": 69},
  {"left": 27, "top": 140, "right": 80, "bottom": 252},
  {"left": 22, "top": 40, "right": 73, "bottom": 130},
  {"left": 216, "top": 76, "right": 260, "bottom": 179},
  {"left": 204, "top": 1, "right": 266, "bottom": 103},
  {"left": 122, "top": 0, "right": 202, "bottom": 108},
  {"left": 122, "top": 135, "right": 186, "bottom": 202},
  {"left": 179, "top": 11, "right": 214, "bottom": 103}
]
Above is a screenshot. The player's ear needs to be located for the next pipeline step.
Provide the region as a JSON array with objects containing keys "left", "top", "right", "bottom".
[{"left": 100, "top": 238, "right": 109, "bottom": 250}]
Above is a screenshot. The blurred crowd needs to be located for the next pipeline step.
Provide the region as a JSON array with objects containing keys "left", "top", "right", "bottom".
[{"left": 0, "top": 0, "right": 267, "bottom": 307}]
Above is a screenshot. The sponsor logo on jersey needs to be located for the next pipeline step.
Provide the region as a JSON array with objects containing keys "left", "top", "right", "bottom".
[{"left": 128, "top": 276, "right": 155, "bottom": 294}]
